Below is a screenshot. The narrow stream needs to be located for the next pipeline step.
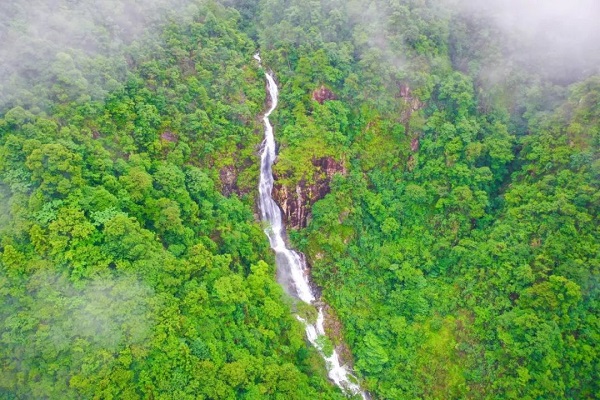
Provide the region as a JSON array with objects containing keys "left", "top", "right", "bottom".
[{"left": 254, "top": 53, "right": 367, "bottom": 399}]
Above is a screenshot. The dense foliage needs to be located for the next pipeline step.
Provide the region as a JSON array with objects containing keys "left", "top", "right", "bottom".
[
  {"left": 0, "top": 2, "right": 344, "bottom": 399},
  {"left": 256, "top": 0, "right": 599, "bottom": 398},
  {"left": 0, "top": 0, "right": 598, "bottom": 399}
]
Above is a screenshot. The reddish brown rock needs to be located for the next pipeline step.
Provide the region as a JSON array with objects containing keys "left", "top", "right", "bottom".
[
  {"left": 399, "top": 83, "right": 411, "bottom": 99},
  {"left": 160, "top": 131, "right": 177, "bottom": 142},
  {"left": 220, "top": 165, "right": 238, "bottom": 197},
  {"left": 398, "top": 83, "right": 425, "bottom": 167},
  {"left": 398, "top": 82, "right": 424, "bottom": 125},
  {"left": 312, "top": 85, "right": 336, "bottom": 104},
  {"left": 273, "top": 157, "right": 346, "bottom": 229},
  {"left": 411, "top": 137, "right": 420, "bottom": 152}
]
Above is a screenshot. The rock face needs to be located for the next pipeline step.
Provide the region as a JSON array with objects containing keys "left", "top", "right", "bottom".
[
  {"left": 399, "top": 83, "right": 424, "bottom": 171},
  {"left": 272, "top": 156, "right": 346, "bottom": 229},
  {"left": 411, "top": 137, "right": 420, "bottom": 152},
  {"left": 220, "top": 165, "right": 238, "bottom": 197},
  {"left": 312, "top": 85, "right": 336, "bottom": 104},
  {"left": 160, "top": 131, "right": 177, "bottom": 142},
  {"left": 398, "top": 83, "right": 424, "bottom": 125}
]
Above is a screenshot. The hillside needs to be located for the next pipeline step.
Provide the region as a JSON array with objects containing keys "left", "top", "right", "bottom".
[{"left": 0, "top": 1, "right": 598, "bottom": 399}]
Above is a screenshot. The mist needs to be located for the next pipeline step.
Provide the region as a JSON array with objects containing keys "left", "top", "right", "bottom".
[
  {"left": 1, "top": 270, "right": 156, "bottom": 372},
  {"left": 0, "top": 0, "right": 202, "bottom": 111},
  {"left": 3, "top": 0, "right": 598, "bottom": 113},
  {"left": 453, "top": 0, "right": 600, "bottom": 82}
]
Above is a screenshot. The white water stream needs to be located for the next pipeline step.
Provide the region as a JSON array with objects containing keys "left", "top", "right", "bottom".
[{"left": 255, "top": 53, "right": 366, "bottom": 398}]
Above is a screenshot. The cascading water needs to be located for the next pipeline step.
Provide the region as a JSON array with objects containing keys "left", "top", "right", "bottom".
[{"left": 254, "top": 53, "right": 367, "bottom": 399}]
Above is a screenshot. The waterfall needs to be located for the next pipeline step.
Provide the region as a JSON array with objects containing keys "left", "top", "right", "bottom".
[{"left": 255, "top": 53, "right": 367, "bottom": 399}]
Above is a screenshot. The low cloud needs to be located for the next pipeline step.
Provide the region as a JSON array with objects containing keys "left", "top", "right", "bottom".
[
  {"left": 0, "top": 0, "right": 199, "bottom": 111},
  {"left": 454, "top": 0, "right": 600, "bottom": 81}
]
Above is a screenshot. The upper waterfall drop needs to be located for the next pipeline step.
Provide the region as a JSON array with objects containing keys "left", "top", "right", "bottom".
[{"left": 255, "top": 54, "right": 367, "bottom": 399}]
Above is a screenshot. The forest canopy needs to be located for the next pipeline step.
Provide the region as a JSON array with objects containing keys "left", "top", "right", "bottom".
[{"left": 0, "top": 0, "right": 598, "bottom": 399}]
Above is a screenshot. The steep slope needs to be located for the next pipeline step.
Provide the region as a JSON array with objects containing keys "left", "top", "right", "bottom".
[
  {"left": 252, "top": 0, "right": 599, "bottom": 398},
  {"left": 0, "top": 3, "right": 344, "bottom": 399},
  {"left": 0, "top": 0, "right": 598, "bottom": 399}
]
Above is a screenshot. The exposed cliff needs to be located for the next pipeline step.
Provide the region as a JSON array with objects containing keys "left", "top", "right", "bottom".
[
  {"left": 399, "top": 83, "right": 425, "bottom": 171},
  {"left": 312, "top": 85, "right": 336, "bottom": 104},
  {"left": 219, "top": 164, "right": 239, "bottom": 197},
  {"left": 272, "top": 156, "right": 346, "bottom": 229}
]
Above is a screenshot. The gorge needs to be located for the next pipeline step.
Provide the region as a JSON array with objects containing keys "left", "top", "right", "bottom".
[{"left": 255, "top": 54, "right": 367, "bottom": 399}]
